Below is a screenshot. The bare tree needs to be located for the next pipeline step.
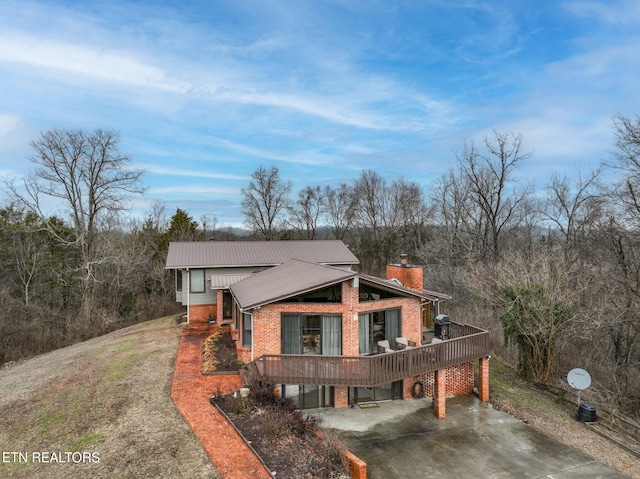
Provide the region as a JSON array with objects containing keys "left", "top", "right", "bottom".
[
  {"left": 351, "top": 170, "right": 398, "bottom": 272},
  {"left": 5, "top": 129, "right": 145, "bottom": 323},
  {"left": 429, "top": 168, "right": 478, "bottom": 261},
  {"left": 611, "top": 114, "right": 640, "bottom": 225},
  {"left": 390, "top": 177, "right": 431, "bottom": 254},
  {"left": 201, "top": 214, "right": 219, "bottom": 240},
  {"left": 241, "top": 165, "right": 291, "bottom": 240},
  {"left": 323, "top": 183, "right": 355, "bottom": 241},
  {"left": 288, "top": 186, "right": 324, "bottom": 239},
  {"left": 351, "top": 171, "right": 430, "bottom": 272},
  {"left": 454, "top": 130, "right": 534, "bottom": 259},
  {"left": 543, "top": 167, "right": 604, "bottom": 253}
]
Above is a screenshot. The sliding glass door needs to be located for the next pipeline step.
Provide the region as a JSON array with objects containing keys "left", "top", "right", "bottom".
[
  {"left": 350, "top": 381, "right": 403, "bottom": 404},
  {"left": 358, "top": 308, "right": 401, "bottom": 354},
  {"left": 280, "top": 384, "right": 333, "bottom": 409}
]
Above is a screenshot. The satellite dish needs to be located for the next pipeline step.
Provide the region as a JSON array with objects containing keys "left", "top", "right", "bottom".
[{"left": 567, "top": 368, "right": 591, "bottom": 390}]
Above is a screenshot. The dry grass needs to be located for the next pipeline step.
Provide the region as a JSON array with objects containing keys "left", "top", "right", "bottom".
[
  {"left": 202, "top": 327, "right": 243, "bottom": 373},
  {"left": 0, "top": 316, "right": 220, "bottom": 478}
]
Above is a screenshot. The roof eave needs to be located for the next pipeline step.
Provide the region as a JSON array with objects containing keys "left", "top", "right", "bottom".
[{"left": 238, "top": 274, "right": 356, "bottom": 311}]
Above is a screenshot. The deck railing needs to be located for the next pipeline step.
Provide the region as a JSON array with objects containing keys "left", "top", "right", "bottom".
[{"left": 250, "top": 321, "right": 489, "bottom": 387}]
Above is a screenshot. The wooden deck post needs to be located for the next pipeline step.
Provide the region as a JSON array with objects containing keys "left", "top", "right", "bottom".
[{"left": 433, "top": 369, "right": 446, "bottom": 418}]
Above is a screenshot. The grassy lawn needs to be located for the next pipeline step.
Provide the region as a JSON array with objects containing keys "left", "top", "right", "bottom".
[{"left": 0, "top": 316, "right": 220, "bottom": 479}]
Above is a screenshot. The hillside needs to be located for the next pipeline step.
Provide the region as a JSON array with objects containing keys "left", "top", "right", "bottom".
[
  {"left": 1, "top": 315, "right": 638, "bottom": 478},
  {"left": 0, "top": 316, "right": 219, "bottom": 479}
]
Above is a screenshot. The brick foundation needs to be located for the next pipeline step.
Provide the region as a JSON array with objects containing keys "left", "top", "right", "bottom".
[{"left": 187, "top": 304, "right": 217, "bottom": 325}]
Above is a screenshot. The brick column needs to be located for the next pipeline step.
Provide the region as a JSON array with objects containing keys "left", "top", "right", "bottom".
[
  {"left": 334, "top": 387, "right": 349, "bottom": 408},
  {"left": 433, "top": 369, "right": 446, "bottom": 418},
  {"left": 478, "top": 356, "right": 490, "bottom": 402},
  {"left": 216, "top": 290, "right": 224, "bottom": 323}
]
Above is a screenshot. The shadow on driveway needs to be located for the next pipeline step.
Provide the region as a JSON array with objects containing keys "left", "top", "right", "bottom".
[{"left": 310, "top": 396, "right": 629, "bottom": 479}]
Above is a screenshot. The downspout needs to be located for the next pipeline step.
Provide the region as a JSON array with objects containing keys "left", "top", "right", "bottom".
[
  {"left": 186, "top": 268, "right": 190, "bottom": 325},
  {"left": 248, "top": 311, "right": 254, "bottom": 362}
]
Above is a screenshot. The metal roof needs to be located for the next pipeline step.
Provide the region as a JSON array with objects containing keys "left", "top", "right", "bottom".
[
  {"left": 165, "top": 240, "right": 359, "bottom": 269},
  {"left": 230, "top": 260, "right": 356, "bottom": 310},
  {"left": 230, "top": 260, "right": 450, "bottom": 310},
  {"left": 210, "top": 274, "right": 252, "bottom": 289}
]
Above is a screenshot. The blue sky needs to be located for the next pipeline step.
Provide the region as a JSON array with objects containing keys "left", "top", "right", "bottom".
[{"left": 0, "top": 0, "right": 639, "bottom": 227}]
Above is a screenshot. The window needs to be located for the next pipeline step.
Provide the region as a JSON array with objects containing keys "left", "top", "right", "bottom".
[
  {"left": 223, "top": 291, "right": 233, "bottom": 320},
  {"left": 359, "top": 283, "right": 401, "bottom": 302},
  {"left": 281, "top": 314, "right": 342, "bottom": 355},
  {"left": 358, "top": 308, "right": 401, "bottom": 354},
  {"left": 242, "top": 313, "right": 252, "bottom": 347},
  {"left": 190, "top": 269, "right": 205, "bottom": 293},
  {"left": 176, "top": 271, "right": 183, "bottom": 291},
  {"left": 274, "top": 285, "right": 342, "bottom": 304}
]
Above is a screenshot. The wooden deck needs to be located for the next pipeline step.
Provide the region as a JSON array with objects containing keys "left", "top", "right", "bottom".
[{"left": 247, "top": 322, "right": 489, "bottom": 387}]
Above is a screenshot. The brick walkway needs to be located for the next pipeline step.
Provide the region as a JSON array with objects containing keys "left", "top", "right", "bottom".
[{"left": 171, "top": 328, "right": 272, "bottom": 479}]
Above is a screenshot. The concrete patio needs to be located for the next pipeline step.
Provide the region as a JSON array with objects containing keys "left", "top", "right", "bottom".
[{"left": 310, "top": 395, "right": 629, "bottom": 479}]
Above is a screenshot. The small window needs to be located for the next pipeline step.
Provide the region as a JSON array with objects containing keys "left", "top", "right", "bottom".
[
  {"left": 223, "top": 291, "right": 233, "bottom": 320},
  {"left": 242, "top": 313, "right": 252, "bottom": 347},
  {"left": 190, "top": 269, "right": 205, "bottom": 293},
  {"left": 176, "top": 271, "right": 183, "bottom": 292}
]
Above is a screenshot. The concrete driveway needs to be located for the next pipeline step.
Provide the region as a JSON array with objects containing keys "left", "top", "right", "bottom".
[{"left": 311, "top": 396, "right": 628, "bottom": 479}]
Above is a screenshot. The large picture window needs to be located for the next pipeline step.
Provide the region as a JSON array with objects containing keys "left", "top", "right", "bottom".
[
  {"left": 281, "top": 314, "right": 342, "bottom": 355},
  {"left": 190, "top": 269, "right": 205, "bottom": 293},
  {"left": 358, "top": 308, "right": 401, "bottom": 354}
]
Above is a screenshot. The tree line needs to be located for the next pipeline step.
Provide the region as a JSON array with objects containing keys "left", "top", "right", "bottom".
[{"left": 1, "top": 118, "right": 639, "bottom": 419}]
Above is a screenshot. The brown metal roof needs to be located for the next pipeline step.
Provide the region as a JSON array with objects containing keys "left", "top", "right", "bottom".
[
  {"left": 165, "top": 240, "right": 359, "bottom": 269},
  {"left": 230, "top": 261, "right": 449, "bottom": 310},
  {"left": 210, "top": 274, "right": 252, "bottom": 289},
  {"left": 230, "top": 260, "right": 356, "bottom": 310}
]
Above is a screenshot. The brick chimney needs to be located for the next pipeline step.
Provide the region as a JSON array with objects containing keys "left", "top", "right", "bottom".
[{"left": 386, "top": 254, "right": 424, "bottom": 291}]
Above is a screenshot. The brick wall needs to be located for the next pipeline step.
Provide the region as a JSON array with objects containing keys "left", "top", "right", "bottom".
[
  {"left": 188, "top": 304, "right": 217, "bottom": 325},
  {"left": 406, "top": 362, "right": 475, "bottom": 399},
  {"left": 386, "top": 264, "right": 424, "bottom": 291},
  {"left": 249, "top": 279, "right": 424, "bottom": 358}
]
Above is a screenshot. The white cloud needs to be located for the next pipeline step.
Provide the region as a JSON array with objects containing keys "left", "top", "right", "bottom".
[
  {"left": 563, "top": 0, "right": 640, "bottom": 26},
  {"left": 0, "top": 113, "right": 22, "bottom": 137},
  {"left": 0, "top": 33, "right": 186, "bottom": 92},
  {"left": 142, "top": 165, "right": 248, "bottom": 181}
]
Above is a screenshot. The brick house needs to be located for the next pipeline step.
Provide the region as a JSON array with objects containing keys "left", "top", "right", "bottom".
[{"left": 166, "top": 240, "right": 489, "bottom": 416}]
